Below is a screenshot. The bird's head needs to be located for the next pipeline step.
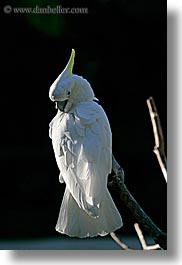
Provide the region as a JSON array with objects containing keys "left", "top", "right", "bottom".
[{"left": 49, "top": 49, "right": 96, "bottom": 112}]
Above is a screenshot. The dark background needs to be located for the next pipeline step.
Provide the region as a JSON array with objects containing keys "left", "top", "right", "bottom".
[{"left": 1, "top": 0, "right": 166, "bottom": 240}]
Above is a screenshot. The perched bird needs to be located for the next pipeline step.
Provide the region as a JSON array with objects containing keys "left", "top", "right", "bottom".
[{"left": 49, "top": 49, "right": 123, "bottom": 238}]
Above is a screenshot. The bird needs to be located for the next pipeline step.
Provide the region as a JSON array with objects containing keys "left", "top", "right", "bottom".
[{"left": 49, "top": 49, "right": 123, "bottom": 238}]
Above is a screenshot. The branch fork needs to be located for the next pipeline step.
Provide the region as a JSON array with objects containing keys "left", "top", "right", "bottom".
[{"left": 109, "top": 97, "right": 167, "bottom": 250}]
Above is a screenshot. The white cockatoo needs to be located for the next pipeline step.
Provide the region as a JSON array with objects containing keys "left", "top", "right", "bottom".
[{"left": 49, "top": 49, "right": 123, "bottom": 238}]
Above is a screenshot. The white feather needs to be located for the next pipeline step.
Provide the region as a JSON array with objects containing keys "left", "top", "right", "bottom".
[{"left": 49, "top": 74, "right": 122, "bottom": 237}]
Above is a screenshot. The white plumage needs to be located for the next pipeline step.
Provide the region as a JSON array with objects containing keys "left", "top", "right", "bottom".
[{"left": 49, "top": 49, "right": 123, "bottom": 237}]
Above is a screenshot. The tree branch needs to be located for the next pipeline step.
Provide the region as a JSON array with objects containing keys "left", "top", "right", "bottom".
[
  {"left": 110, "top": 223, "right": 161, "bottom": 250},
  {"left": 110, "top": 232, "right": 130, "bottom": 250},
  {"left": 146, "top": 97, "right": 167, "bottom": 182},
  {"left": 109, "top": 97, "right": 167, "bottom": 250},
  {"left": 134, "top": 223, "right": 161, "bottom": 250},
  {"left": 109, "top": 156, "right": 167, "bottom": 250}
]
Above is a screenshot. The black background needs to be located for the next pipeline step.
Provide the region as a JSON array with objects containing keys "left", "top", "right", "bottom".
[{"left": 1, "top": 0, "right": 166, "bottom": 239}]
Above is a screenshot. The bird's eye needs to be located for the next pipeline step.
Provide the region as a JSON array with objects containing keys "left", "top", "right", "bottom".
[{"left": 67, "top": 91, "right": 71, "bottom": 96}]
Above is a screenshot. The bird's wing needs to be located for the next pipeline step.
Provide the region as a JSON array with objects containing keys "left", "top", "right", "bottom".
[{"left": 57, "top": 101, "right": 112, "bottom": 218}]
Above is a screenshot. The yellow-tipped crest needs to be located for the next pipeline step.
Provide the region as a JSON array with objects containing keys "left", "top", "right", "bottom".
[
  {"left": 65, "top": 48, "right": 75, "bottom": 78},
  {"left": 49, "top": 49, "right": 76, "bottom": 102}
]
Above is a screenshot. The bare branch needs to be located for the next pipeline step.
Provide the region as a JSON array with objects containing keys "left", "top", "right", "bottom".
[
  {"left": 108, "top": 171, "right": 167, "bottom": 249},
  {"left": 109, "top": 97, "right": 167, "bottom": 249},
  {"left": 110, "top": 224, "right": 161, "bottom": 250},
  {"left": 112, "top": 155, "right": 125, "bottom": 182},
  {"left": 146, "top": 97, "right": 167, "bottom": 182},
  {"left": 110, "top": 232, "right": 131, "bottom": 250},
  {"left": 134, "top": 223, "right": 161, "bottom": 250},
  {"left": 134, "top": 223, "right": 147, "bottom": 249},
  {"left": 110, "top": 223, "right": 161, "bottom": 250}
]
